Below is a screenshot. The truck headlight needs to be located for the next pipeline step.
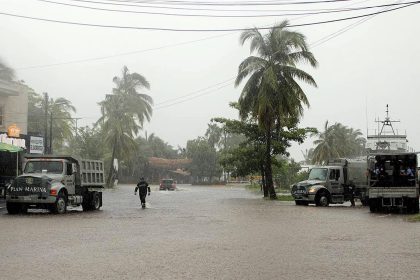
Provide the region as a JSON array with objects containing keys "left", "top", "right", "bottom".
[{"left": 308, "top": 187, "right": 317, "bottom": 194}]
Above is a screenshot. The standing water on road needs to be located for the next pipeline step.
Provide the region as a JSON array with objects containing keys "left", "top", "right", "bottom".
[{"left": 1, "top": 184, "right": 420, "bottom": 280}]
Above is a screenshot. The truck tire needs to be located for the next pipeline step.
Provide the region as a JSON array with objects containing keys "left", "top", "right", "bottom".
[
  {"left": 407, "top": 198, "right": 419, "bottom": 214},
  {"left": 316, "top": 192, "right": 329, "bottom": 207},
  {"left": 82, "top": 192, "right": 93, "bottom": 211},
  {"left": 6, "top": 202, "right": 21, "bottom": 214},
  {"left": 52, "top": 192, "right": 67, "bottom": 214},
  {"left": 92, "top": 192, "right": 101, "bottom": 210}
]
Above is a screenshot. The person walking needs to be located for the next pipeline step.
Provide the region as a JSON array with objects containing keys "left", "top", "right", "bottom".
[
  {"left": 135, "top": 177, "right": 151, "bottom": 208},
  {"left": 348, "top": 185, "right": 355, "bottom": 207}
]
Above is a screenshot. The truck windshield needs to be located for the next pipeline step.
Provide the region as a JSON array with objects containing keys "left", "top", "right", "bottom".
[
  {"left": 308, "top": 168, "right": 328, "bottom": 181},
  {"left": 24, "top": 161, "right": 63, "bottom": 174}
]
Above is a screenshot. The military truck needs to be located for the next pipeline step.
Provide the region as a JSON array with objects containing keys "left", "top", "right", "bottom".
[
  {"left": 6, "top": 155, "right": 104, "bottom": 214},
  {"left": 291, "top": 158, "right": 368, "bottom": 206},
  {"left": 367, "top": 152, "right": 419, "bottom": 213}
]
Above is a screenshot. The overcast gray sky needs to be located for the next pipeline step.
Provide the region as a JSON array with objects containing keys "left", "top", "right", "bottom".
[{"left": 1, "top": 0, "right": 419, "bottom": 161}]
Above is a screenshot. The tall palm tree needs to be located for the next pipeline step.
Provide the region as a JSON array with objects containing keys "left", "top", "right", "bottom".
[
  {"left": 98, "top": 66, "right": 153, "bottom": 187},
  {"left": 312, "top": 121, "right": 340, "bottom": 164},
  {"left": 49, "top": 97, "right": 76, "bottom": 151},
  {"left": 235, "top": 20, "right": 318, "bottom": 198}
]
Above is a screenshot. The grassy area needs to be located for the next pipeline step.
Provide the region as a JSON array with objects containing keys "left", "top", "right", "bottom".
[
  {"left": 406, "top": 214, "right": 420, "bottom": 222},
  {"left": 246, "top": 184, "right": 294, "bottom": 201}
]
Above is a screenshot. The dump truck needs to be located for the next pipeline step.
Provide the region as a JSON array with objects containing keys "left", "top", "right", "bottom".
[
  {"left": 367, "top": 152, "right": 419, "bottom": 213},
  {"left": 291, "top": 158, "right": 368, "bottom": 206},
  {"left": 6, "top": 155, "right": 104, "bottom": 214}
]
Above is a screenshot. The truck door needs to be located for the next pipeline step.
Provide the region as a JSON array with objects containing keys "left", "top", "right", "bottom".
[
  {"left": 329, "top": 169, "right": 343, "bottom": 194},
  {"left": 64, "top": 163, "right": 76, "bottom": 195}
]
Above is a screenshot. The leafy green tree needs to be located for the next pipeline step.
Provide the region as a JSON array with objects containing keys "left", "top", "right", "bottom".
[
  {"left": 186, "top": 137, "right": 221, "bottom": 184},
  {"left": 312, "top": 121, "right": 366, "bottom": 164},
  {"left": 26, "top": 89, "right": 76, "bottom": 153},
  {"left": 0, "top": 59, "right": 14, "bottom": 81},
  {"left": 214, "top": 105, "right": 314, "bottom": 196},
  {"left": 205, "top": 123, "right": 224, "bottom": 149},
  {"left": 235, "top": 21, "right": 318, "bottom": 198},
  {"left": 146, "top": 133, "right": 177, "bottom": 159},
  {"left": 272, "top": 157, "right": 303, "bottom": 190},
  {"left": 98, "top": 66, "right": 153, "bottom": 187},
  {"left": 65, "top": 125, "right": 105, "bottom": 160}
]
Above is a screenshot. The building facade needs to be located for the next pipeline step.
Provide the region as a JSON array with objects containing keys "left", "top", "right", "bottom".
[{"left": 0, "top": 79, "right": 28, "bottom": 136}]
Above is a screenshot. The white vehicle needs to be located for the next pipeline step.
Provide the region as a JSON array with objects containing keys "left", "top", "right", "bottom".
[{"left": 6, "top": 155, "right": 104, "bottom": 214}]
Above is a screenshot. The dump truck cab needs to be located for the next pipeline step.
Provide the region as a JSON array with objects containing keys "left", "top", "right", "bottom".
[{"left": 6, "top": 155, "right": 104, "bottom": 214}]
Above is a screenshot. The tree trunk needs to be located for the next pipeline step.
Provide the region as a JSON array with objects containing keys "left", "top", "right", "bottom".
[
  {"left": 106, "top": 139, "right": 117, "bottom": 188},
  {"left": 261, "top": 164, "right": 268, "bottom": 197},
  {"left": 265, "top": 124, "right": 277, "bottom": 199}
]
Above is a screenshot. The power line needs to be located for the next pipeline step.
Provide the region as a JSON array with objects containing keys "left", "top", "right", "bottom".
[
  {"left": 155, "top": 82, "right": 233, "bottom": 110},
  {"left": 6, "top": 0, "right": 370, "bottom": 71},
  {"left": 34, "top": 0, "right": 419, "bottom": 18},
  {"left": 310, "top": 0, "right": 401, "bottom": 47},
  {"left": 68, "top": 0, "right": 355, "bottom": 7},
  {"left": 0, "top": 2, "right": 418, "bottom": 32},
  {"left": 15, "top": 32, "right": 235, "bottom": 70},
  {"left": 156, "top": 77, "right": 235, "bottom": 106},
  {"left": 64, "top": 0, "right": 366, "bottom": 12},
  {"left": 152, "top": 2, "right": 405, "bottom": 109}
]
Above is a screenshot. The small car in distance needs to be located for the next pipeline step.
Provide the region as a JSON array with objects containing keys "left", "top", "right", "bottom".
[{"left": 160, "top": 179, "right": 176, "bottom": 191}]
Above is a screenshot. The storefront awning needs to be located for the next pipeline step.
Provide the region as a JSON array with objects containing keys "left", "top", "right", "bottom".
[{"left": 0, "top": 142, "right": 23, "bottom": 153}]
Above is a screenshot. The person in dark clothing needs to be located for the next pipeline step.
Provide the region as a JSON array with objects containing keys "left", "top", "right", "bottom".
[
  {"left": 348, "top": 185, "right": 355, "bottom": 207},
  {"left": 134, "top": 177, "right": 151, "bottom": 208}
]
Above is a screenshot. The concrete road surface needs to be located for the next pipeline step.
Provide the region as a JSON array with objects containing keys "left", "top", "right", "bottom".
[{"left": 1, "top": 184, "right": 420, "bottom": 280}]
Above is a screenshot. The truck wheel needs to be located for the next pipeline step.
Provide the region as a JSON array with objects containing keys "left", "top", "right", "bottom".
[
  {"left": 6, "top": 202, "right": 20, "bottom": 214},
  {"left": 52, "top": 192, "right": 67, "bottom": 214},
  {"left": 92, "top": 192, "right": 101, "bottom": 210},
  {"left": 408, "top": 198, "right": 419, "bottom": 214},
  {"left": 82, "top": 193, "right": 92, "bottom": 211},
  {"left": 316, "top": 193, "right": 329, "bottom": 207}
]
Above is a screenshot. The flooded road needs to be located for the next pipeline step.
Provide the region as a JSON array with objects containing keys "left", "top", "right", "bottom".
[{"left": 1, "top": 184, "right": 420, "bottom": 280}]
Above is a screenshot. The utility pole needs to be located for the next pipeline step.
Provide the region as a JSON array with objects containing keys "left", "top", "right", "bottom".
[
  {"left": 43, "top": 92, "right": 49, "bottom": 155},
  {"left": 49, "top": 112, "right": 53, "bottom": 155}
]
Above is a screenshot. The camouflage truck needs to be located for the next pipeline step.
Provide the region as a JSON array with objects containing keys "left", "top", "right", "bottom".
[
  {"left": 367, "top": 152, "right": 419, "bottom": 213},
  {"left": 291, "top": 158, "right": 368, "bottom": 206},
  {"left": 6, "top": 155, "right": 104, "bottom": 214}
]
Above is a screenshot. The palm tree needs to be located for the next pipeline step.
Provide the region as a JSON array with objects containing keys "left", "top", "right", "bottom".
[
  {"left": 312, "top": 121, "right": 366, "bottom": 164},
  {"left": 312, "top": 121, "right": 340, "bottom": 164},
  {"left": 235, "top": 20, "right": 318, "bottom": 198},
  {"left": 49, "top": 97, "right": 76, "bottom": 151},
  {"left": 98, "top": 66, "right": 153, "bottom": 187}
]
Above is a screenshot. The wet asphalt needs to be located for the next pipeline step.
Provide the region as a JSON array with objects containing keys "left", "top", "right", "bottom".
[{"left": 1, "top": 184, "right": 420, "bottom": 280}]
